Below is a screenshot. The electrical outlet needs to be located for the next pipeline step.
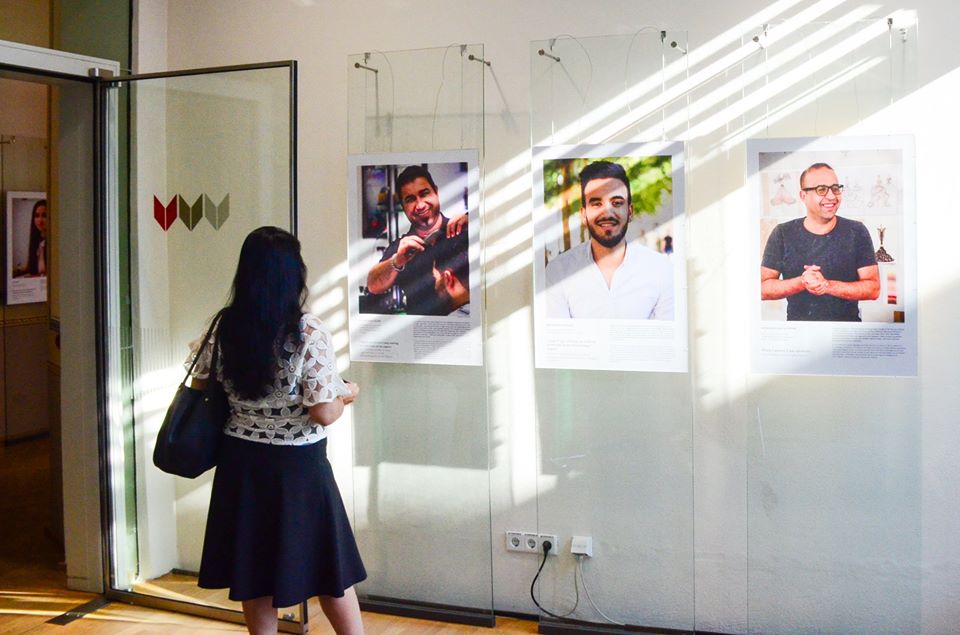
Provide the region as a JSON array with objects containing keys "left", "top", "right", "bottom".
[
  {"left": 506, "top": 530, "right": 559, "bottom": 555},
  {"left": 505, "top": 531, "right": 524, "bottom": 552},
  {"left": 538, "top": 533, "right": 558, "bottom": 556},
  {"left": 522, "top": 532, "right": 540, "bottom": 553}
]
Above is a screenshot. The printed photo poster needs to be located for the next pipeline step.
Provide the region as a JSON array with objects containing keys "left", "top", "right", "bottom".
[
  {"left": 5, "top": 191, "right": 48, "bottom": 305},
  {"left": 749, "top": 136, "right": 917, "bottom": 376},
  {"left": 346, "top": 150, "right": 482, "bottom": 366},
  {"left": 532, "top": 143, "right": 688, "bottom": 372}
]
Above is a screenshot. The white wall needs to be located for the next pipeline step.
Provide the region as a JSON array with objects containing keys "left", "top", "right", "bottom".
[{"left": 135, "top": 1, "right": 960, "bottom": 632}]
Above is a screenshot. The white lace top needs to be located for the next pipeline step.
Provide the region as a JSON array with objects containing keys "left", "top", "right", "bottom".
[{"left": 185, "top": 313, "right": 351, "bottom": 445}]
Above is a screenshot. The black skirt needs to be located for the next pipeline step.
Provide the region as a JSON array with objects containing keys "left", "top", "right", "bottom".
[{"left": 198, "top": 435, "right": 367, "bottom": 607}]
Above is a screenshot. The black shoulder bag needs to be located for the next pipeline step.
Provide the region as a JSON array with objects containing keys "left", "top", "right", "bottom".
[{"left": 153, "top": 312, "right": 229, "bottom": 478}]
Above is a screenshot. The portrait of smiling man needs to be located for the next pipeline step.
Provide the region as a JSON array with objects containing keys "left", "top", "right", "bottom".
[
  {"left": 760, "top": 162, "right": 879, "bottom": 321},
  {"left": 545, "top": 160, "right": 674, "bottom": 320},
  {"left": 366, "top": 164, "right": 468, "bottom": 316}
]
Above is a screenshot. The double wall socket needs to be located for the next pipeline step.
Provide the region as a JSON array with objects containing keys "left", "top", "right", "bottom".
[{"left": 505, "top": 531, "right": 558, "bottom": 555}]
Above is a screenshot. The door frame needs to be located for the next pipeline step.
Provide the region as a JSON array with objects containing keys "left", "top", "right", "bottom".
[
  {"left": 1, "top": 37, "right": 119, "bottom": 598},
  {"left": 0, "top": 39, "right": 303, "bottom": 633}
]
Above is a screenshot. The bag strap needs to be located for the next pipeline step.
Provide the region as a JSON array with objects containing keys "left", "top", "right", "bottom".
[{"left": 182, "top": 309, "right": 227, "bottom": 387}]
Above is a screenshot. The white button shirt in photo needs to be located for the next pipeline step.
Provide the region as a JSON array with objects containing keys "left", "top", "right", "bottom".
[{"left": 545, "top": 240, "right": 674, "bottom": 320}]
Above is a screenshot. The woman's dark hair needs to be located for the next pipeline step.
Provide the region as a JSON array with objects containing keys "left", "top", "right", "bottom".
[
  {"left": 27, "top": 199, "right": 46, "bottom": 275},
  {"left": 218, "top": 226, "right": 307, "bottom": 400}
]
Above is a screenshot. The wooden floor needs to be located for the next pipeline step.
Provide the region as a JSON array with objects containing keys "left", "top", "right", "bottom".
[{"left": 0, "top": 437, "right": 538, "bottom": 634}]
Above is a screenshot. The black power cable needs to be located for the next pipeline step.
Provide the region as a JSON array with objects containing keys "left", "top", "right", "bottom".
[{"left": 528, "top": 540, "right": 578, "bottom": 620}]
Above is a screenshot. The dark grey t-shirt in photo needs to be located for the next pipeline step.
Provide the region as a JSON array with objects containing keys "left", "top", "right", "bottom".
[{"left": 762, "top": 216, "right": 877, "bottom": 321}]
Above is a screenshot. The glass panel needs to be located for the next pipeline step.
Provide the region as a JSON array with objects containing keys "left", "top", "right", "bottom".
[
  {"left": 346, "top": 45, "right": 494, "bottom": 618},
  {"left": 738, "top": 19, "right": 920, "bottom": 140},
  {"left": 531, "top": 31, "right": 689, "bottom": 145},
  {"left": 530, "top": 33, "right": 695, "bottom": 632},
  {"left": 744, "top": 19, "right": 922, "bottom": 634},
  {"left": 107, "top": 65, "right": 299, "bottom": 625},
  {"left": 348, "top": 44, "right": 484, "bottom": 154}
]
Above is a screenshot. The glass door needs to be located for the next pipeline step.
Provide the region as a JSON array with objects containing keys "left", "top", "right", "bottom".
[{"left": 101, "top": 62, "right": 302, "bottom": 631}]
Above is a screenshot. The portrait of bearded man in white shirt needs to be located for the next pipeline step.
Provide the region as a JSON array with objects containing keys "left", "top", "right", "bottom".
[{"left": 545, "top": 160, "right": 674, "bottom": 320}]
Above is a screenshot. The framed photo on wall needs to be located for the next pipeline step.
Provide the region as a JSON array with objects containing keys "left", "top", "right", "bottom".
[
  {"left": 346, "top": 150, "right": 482, "bottom": 366},
  {"left": 5, "top": 191, "right": 48, "bottom": 305},
  {"left": 532, "top": 143, "right": 688, "bottom": 373},
  {"left": 749, "top": 136, "right": 917, "bottom": 376}
]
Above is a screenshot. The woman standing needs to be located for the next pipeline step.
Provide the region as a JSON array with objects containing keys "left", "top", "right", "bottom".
[{"left": 186, "top": 226, "right": 366, "bottom": 635}]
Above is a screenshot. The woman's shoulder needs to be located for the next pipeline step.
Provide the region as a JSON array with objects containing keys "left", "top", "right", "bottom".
[
  {"left": 299, "top": 312, "right": 333, "bottom": 340},
  {"left": 189, "top": 310, "right": 225, "bottom": 348},
  {"left": 300, "top": 311, "right": 324, "bottom": 329}
]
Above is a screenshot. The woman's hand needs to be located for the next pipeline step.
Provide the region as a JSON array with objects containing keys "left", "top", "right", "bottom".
[
  {"left": 342, "top": 381, "right": 360, "bottom": 405},
  {"left": 308, "top": 381, "right": 359, "bottom": 426}
]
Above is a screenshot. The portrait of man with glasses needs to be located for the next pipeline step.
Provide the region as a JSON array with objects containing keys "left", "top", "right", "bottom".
[{"left": 760, "top": 162, "right": 880, "bottom": 321}]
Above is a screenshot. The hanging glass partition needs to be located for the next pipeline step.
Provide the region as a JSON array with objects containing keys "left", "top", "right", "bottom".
[
  {"left": 346, "top": 44, "right": 494, "bottom": 626},
  {"left": 530, "top": 31, "right": 695, "bottom": 633},
  {"left": 739, "top": 18, "right": 923, "bottom": 634},
  {"left": 669, "top": 13, "right": 923, "bottom": 632},
  {"left": 103, "top": 63, "right": 302, "bottom": 631}
]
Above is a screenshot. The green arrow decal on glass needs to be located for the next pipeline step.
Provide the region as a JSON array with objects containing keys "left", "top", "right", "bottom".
[
  {"left": 205, "top": 193, "right": 229, "bottom": 229},
  {"left": 178, "top": 194, "right": 202, "bottom": 230}
]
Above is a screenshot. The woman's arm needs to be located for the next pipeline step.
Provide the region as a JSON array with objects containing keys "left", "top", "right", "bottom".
[{"left": 308, "top": 381, "right": 359, "bottom": 426}]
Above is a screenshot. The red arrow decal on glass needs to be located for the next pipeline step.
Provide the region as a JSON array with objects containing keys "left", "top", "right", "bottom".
[{"left": 154, "top": 196, "right": 177, "bottom": 230}]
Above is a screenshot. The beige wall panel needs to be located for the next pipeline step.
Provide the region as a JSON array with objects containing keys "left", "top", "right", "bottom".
[{"left": 3, "top": 321, "right": 48, "bottom": 439}]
